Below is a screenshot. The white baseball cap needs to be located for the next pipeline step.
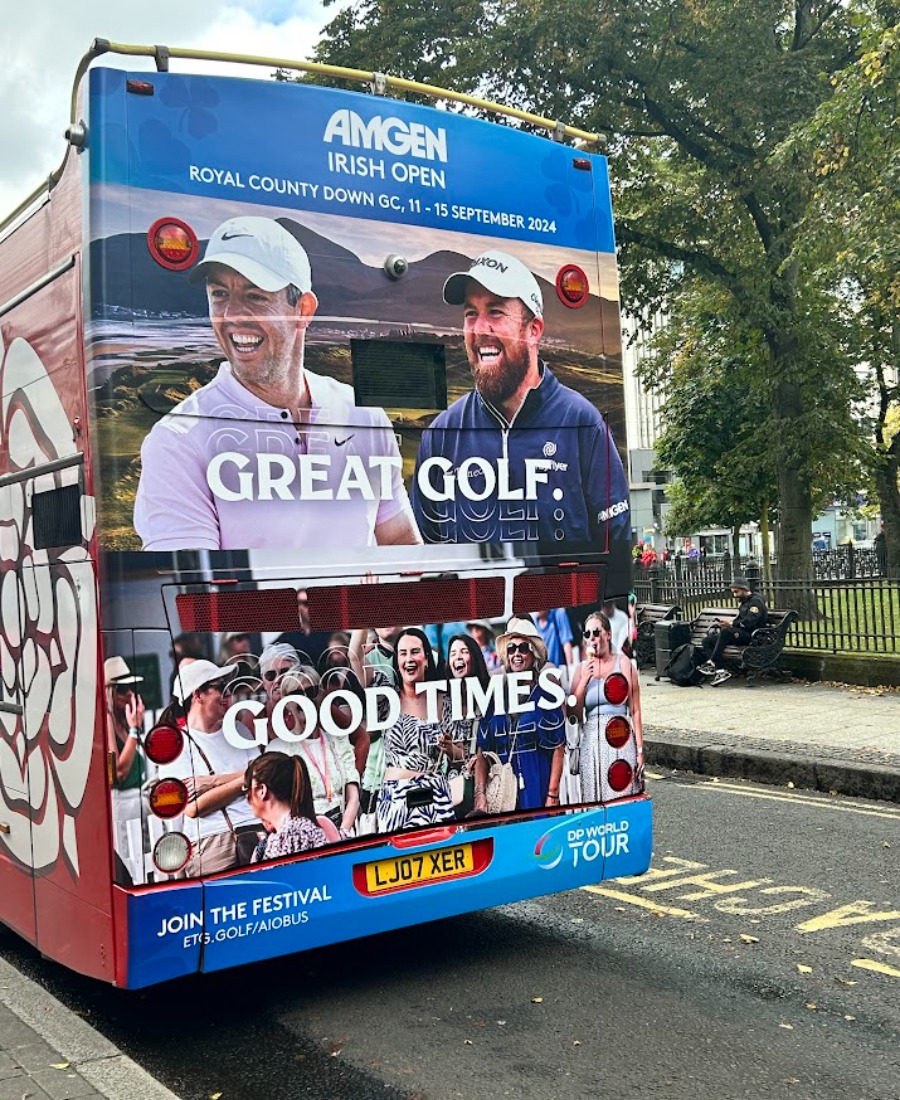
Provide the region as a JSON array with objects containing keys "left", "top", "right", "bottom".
[
  {"left": 443, "top": 249, "right": 543, "bottom": 318},
  {"left": 174, "top": 659, "right": 232, "bottom": 703},
  {"left": 190, "top": 216, "right": 312, "bottom": 293}
]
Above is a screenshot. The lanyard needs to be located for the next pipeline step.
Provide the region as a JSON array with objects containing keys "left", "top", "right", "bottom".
[{"left": 303, "top": 736, "right": 334, "bottom": 802}]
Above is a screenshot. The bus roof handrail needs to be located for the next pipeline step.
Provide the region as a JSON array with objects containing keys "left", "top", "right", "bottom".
[{"left": 0, "top": 37, "right": 601, "bottom": 239}]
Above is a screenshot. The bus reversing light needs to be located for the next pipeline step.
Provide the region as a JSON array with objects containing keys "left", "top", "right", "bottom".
[
  {"left": 144, "top": 721, "right": 183, "bottom": 765},
  {"left": 607, "top": 759, "right": 634, "bottom": 792},
  {"left": 147, "top": 217, "right": 198, "bottom": 271},
  {"left": 153, "top": 833, "right": 192, "bottom": 874},
  {"left": 144, "top": 724, "right": 184, "bottom": 765},
  {"left": 605, "top": 715, "right": 631, "bottom": 749},
  {"left": 555, "top": 264, "right": 589, "bottom": 308},
  {"left": 148, "top": 778, "right": 189, "bottom": 819},
  {"left": 604, "top": 672, "right": 629, "bottom": 706}
]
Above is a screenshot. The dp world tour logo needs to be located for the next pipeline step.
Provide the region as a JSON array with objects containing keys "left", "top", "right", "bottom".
[
  {"left": 534, "top": 820, "right": 569, "bottom": 870},
  {"left": 535, "top": 817, "right": 631, "bottom": 871}
]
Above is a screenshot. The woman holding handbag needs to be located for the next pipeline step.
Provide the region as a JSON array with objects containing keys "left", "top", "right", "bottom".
[
  {"left": 472, "top": 617, "right": 566, "bottom": 813},
  {"left": 566, "top": 612, "right": 644, "bottom": 802},
  {"left": 376, "top": 628, "right": 457, "bottom": 833}
]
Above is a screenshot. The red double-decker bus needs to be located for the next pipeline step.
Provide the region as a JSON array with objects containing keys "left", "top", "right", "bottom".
[{"left": 0, "top": 40, "right": 650, "bottom": 986}]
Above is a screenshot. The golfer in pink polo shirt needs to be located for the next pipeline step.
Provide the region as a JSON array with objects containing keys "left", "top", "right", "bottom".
[{"left": 134, "top": 216, "right": 421, "bottom": 552}]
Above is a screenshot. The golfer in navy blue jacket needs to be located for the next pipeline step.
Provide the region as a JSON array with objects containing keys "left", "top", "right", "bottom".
[{"left": 412, "top": 250, "right": 630, "bottom": 552}]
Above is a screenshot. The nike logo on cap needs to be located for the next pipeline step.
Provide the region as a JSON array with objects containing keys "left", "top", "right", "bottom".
[
  {"left": 335, "top": 435, "right": 355, "bottom": 446},
  {"left": 220, "top": 231, "right": 251, "bottom": 240}
]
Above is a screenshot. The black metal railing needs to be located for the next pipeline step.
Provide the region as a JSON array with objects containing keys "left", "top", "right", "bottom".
[{"left": 633, "top": 564, "right": 900, "bottom": 654}]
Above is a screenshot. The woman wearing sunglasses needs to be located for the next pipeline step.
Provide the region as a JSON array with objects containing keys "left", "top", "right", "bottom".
[
  {"left": 377, "top": 627, "right": 458, "bottom": 833},
  {"left": 473, "top": 617, "right": 566, "bottom": 813},
  {"left": 244, "top": 753, "right": 328, "bottom": 861},
  {"left": 443, "top": 633, "right": 492, "bottom": 819},
  {"left": 566, "top": 611, "right": 644, "bottom": 802},
  {"left": 263, "top": 656, "right": 361, "bottom": 839}
]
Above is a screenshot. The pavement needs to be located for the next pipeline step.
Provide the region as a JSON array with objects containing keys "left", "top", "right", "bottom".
[
  {"left": 0, "top": 956, "right": 181, "bottom": 1100},
  {"left": 2, "top": 670, "right": 899, "bottom": 1100},
  {"left": 641, "top": 670, "right": 900, "bottom": 802}
]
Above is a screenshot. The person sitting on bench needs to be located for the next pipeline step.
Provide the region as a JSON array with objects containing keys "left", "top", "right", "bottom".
[{"left": 698, "top": 578, "right": 768, "bottom": 685}]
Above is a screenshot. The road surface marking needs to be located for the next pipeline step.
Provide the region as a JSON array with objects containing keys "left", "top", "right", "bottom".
[
  {"left": 690, "top": 781, "right": 900, "bottom": 820},
  {"left": 582, "top": 885, "right": 706, "bottom": 920},
  {"left": 851, "top": 958, "right": 900, "bottom": 979}
]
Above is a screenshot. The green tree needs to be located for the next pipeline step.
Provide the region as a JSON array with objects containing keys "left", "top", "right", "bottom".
[
  {"left": 780, "top": 15, "right": 900, "bottom": 573},
  {"left": 316, "top": 0, "right": 868, "bottom": 578}
]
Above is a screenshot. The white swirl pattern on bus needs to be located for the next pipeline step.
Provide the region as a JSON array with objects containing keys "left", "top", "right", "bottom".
[{"left": 0, "top": 333, "right": 97, "bottom": 876}]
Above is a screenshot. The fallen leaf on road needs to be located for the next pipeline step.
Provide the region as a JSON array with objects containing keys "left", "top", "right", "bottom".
[
  {"left": 796, "top": 964, "right": 813, "bottom": 974},
  {"left": 787, "top": 781, "right": 794, "bottom": 789},
  {"left": 531, "top": 997, "right": 544, "bottom": 1003},
  {"left": 779, "top": 1023, "right": 793, "bottom": 1030},
  {"left": 51, "top": 1062, "right": 70, "bottom": 1070},
  {"left": 844, "top": 1015, "right": 856, "bottom": 1021},
  {"left": 784, "top": 1077, "right": 801, "bottom": 1085},
  {"left": 573, "top": 1040, "right": 581, "bottom": 1046},
  {"left": 464, "top": 1039, "right": 474, "bottom": 1046},
  {"left": 834, "top": 978, "right": 857, "bottom": 986},
  {"left": 210, "top": 1093, "right": 222, "bottom": 1099},
  {"left": 740, "top": 934, "right": 759, "bottom": 944},
  {"left": 805, "top": 1002, "right": 817, "bottom": 1010}
]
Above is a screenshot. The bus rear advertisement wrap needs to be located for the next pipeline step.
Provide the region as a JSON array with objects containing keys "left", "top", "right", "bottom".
[
  {"left": 85, "top": 68, "right": 630, "bottom": 580},
  {"left": 0, "top": 50, "right": 650, "bottom": 985}
]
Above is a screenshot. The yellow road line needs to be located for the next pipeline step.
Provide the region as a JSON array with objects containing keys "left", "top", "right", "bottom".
[
  {"left": 582, "top": 884, "right": 706, "bottom": 920},
  {"left": 690, "top": 781, "right": 900, "bottom": 821},
  {"left": 851, "top": 958, "right": 900, "bottom": 979}
]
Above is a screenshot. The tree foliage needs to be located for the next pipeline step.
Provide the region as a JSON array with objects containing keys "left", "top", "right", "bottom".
[
  {"left": 315, "top": 0, "right": 874, "bottom": 576},
  {"left": 780, "top": 12, "right": 900, "bottom": 572}
]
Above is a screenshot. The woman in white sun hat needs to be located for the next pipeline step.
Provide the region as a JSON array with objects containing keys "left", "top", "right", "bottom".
[{"left": 471, "top": 617, "right": 566, "bottom": 814}]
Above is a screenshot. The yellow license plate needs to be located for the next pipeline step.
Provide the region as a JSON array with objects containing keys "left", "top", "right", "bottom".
[{"left": 364, "top": 843, "right": 475, "bottom": 894}]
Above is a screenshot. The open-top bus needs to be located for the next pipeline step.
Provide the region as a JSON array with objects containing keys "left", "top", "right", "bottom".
[{"left": 0, "top": 40, "right": 651, "bottom": 987}]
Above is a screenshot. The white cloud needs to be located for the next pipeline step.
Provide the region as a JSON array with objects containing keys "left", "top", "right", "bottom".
[{"left": 0, "top": 1, "right": 338, "bottom": 216}]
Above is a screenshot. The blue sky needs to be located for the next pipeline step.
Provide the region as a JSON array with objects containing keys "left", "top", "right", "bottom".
[{"left": 0, "top": 0, "right": 343, "bottom": 215}]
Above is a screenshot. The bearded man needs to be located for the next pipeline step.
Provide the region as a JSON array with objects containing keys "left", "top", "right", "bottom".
[{"left": 412, "top": 249, "right": 628, "bottom": 550}]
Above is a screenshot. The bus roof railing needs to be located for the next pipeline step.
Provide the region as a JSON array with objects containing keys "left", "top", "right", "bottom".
[{"left": 0, "top": 38, "right": 601, "bottom": 241}]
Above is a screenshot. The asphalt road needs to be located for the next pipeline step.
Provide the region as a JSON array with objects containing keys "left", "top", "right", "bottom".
[{"left": 3, "top": 773, "right": 900, "bottom": 1100}]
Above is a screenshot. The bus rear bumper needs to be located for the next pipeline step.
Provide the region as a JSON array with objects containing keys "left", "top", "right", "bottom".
[{"left": 118, "top": 797, "right": 651, "bottom": 988}]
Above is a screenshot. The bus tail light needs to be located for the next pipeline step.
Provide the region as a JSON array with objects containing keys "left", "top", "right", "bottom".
[
  {"left": 604, "top": 672, "right": 630, "bottom": 706},
  {"left": 605, "top": 715, "right": 631, "bottom": 749},
  {"left": 148, "top": 778, "right": 189, "bottom": 819},
  {"left": 607, "top": 760, "right": 634, "bottom": 792},
  {"left": 555, "top": 264, "right": 589, "bottom": 308},
  {"left": 147, "top": 217, "right": 198, "bottom": 271},
  {"left": 144, "top": 724, "right": 184, "bottom": 765},
  {"left": 153, "top": 833, "right": 191, "bottom": 874}
]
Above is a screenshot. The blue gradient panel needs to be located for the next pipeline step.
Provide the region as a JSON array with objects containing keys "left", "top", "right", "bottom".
[
  {"left": 125, "top": 799, "right": 651, "bottom": 987},
  {"left": 87, "top": 67, "right": 615, "bottom": 254}
]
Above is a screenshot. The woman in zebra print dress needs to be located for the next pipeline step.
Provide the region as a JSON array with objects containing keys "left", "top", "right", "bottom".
[{"left": 376, "top": 628, "right": 459, "bottom": 834}]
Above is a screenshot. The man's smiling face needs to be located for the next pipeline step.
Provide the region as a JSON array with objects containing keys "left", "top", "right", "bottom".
[
  {"left": 206, "top": 264, "right": 306, "bottom": 389},
  {"left": 462, "top": 284, "right": 543, "bottom": 407}
]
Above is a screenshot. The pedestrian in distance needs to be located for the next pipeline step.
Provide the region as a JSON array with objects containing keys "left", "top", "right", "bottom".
[{"left": 697, "top": 578, "right": 768, "bottom": 686}]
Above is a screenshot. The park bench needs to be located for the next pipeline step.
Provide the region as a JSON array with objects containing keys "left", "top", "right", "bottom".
[
  {"left": 635, "top": 602, "right": 682, "bottom": 668},
  {"left": 690, "top": 606, "right": 799, "bottom": 685}
]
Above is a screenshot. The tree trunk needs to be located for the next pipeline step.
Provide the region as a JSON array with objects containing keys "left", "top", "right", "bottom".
[{"left": 875, "top": 460, "right": 900, "bottom": 577}]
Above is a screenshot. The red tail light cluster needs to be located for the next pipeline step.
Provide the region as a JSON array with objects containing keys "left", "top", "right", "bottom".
[
  {"left": 144, "top": 724, "right": 184, "bottom": 765},
  {"left": 607, "top": 759, "right": 634, "bottom": 792},
  {"left": 604, "top": 672, "right": 630, "bottom": 706},
  {"left": 555, "top": 263, "right": 589, "bottom": 308},
  {"left": 147, "top": 217, "right": 198, "bottom": 271},
  {"left": 148, "top": 778, "right": 189, "bottom": 819},
  {"left": 605, "top": 715, "right": 631, "bottom": 749}
]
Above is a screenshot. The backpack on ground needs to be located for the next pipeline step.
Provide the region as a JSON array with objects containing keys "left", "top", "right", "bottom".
[{"left": 665, "top": 643, "right": 702, "bottom": 686}]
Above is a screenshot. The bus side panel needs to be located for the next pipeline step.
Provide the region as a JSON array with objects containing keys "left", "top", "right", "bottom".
[
  {"left": 0, "top": 213, "right": 117, "bottom": 978},
  {"left": 120, "top": 800, "right": 651, "bottom": 989}
]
